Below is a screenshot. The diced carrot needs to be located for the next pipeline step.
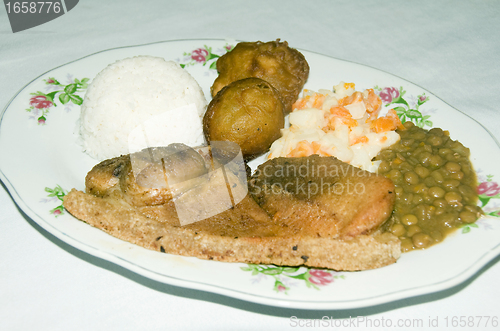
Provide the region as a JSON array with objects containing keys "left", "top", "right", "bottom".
[
  {"left": 292, "top": 99, "right": 305, "bottom": 110},
  {"left": 371, "top": 117, "right": 393, "bottom": 133},
  {"left": 311, "top": 94, "right": 325, "bottom": 109},
  {"left": 344, "top": 82, "right": 355, "bottom": 90},
  {"left": 370, "top": 109, "right": 404, "bottom": 133},
  {"left": 386, "top": 108, "right": 405, "bottom": 130},
  {"left": 339, "top": 91, "right": 363, "bottom": 106},
  {"left": 292, "top": 93, "right": 325, "bottom": 111},
  {"left": 364, "top": 89, "right": 382, "bottom": 114},
  {"left": 339, "top": 117, "right": 359, "bottom": 128},
  {"left": 311, "top": 141, "right": 322, "bottom": 153},
  {"left": 351, "top": 136, "right": 369, "bottom": 145},
  {"left": 292, "top": 96, "right": 309, "bottom": 110},
  {"left": 328, "top": 115, "right": 358, "bottom": 129},
  {"left": 287, "top": 140, "right": 314, "bottom": 157},
  {"left": 329, "top": 106, "right": 351, "bottom": 117}
]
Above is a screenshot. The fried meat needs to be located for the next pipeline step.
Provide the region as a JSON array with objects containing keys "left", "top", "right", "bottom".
[
  {"left": 250, "top": 155, "right": 397, "bottom": 239},
  {"left": 64, "top": 153, "right": 400, "bottom": 271}
]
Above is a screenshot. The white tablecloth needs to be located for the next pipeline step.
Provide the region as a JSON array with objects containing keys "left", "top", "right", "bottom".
[{"left": 1, "top": 1, "right": 500, "bottom": 330}]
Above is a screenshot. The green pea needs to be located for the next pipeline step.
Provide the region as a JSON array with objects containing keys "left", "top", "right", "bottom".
[
  {"left": 412, "top": 233, "right": 431, "bottom": 248},
  {"left": 431, "top": 170, "right": 444, "bottom": 183},
  {"left": 403, "top": 122, "right": 415, "bottom": 129},
  {"left": 427, "top": 135, "right": 443, "bottom": 146},
  {"left": 404, "top": 171, "right": 420, "bottom": 185},
  {"left": 375, "top": 122, "right": 479, "bottom": 253},
  {"left": 406, "top": 225, "right": 422, "bottom": 237},
  {"left": 449, "top": 171, "right": 464, "bottom": 180},
  {"left": 418, "top": 151, "right": 433, "bottom": 166},
  {"left": 429, "top": 186, "right": 445, "bottom": 198},
  {"left": 413, "top": 183, "right": 427, "bottom": 194},
  {"left": 464, "top": 205, "right": 480, "bottom": 213},
  {"left": 438, "top": 148, "right": 452, "bottom": 157},
  {"left": 387, "top": 169, "right": 403, "bottom": 184},
  {"left": 415, "top": 205, "right": 430, "bottom": 221},
  {"left": 433, "top": 198, "right": 447, "bottom": 208},
  {"left": 415, "top": 165, "right": 430, "bottom": 178},
  {"left": 459, "top": 211, "right": 477, "bottom": 223},
  {"left": 378, "top": 160, "right": 391, "bottom": 173},
  {"left": 445, "top": 161, "right": 461, "bottom": 173},
  {"left": 443, "top": 179, "right": 460, "bottom": 191},
  {"left": 400, "top": 238, "right": 414, "bottom": 252},
  {"left": 401, "top": 138, "right": 415, "bottom": 147},
  {"left": 391, "top": 224, "right": 406, "bottom": 237},
  {"left": 424, "top": 176, "right": 437, "bottom": 187},
  {"left": 430, "top": 230, "right": 443, "bottom": 242},
  {"left": 428, "top": 128, "right": 444, "bottom": 136},
  {"left": 445, "top": 191, "right": 462, "bottom": 204},
  {"left": 446, "top": 153, "right": 459, "bottom": 162},
  {"left": 402, "top": 214, "right": 418, "bottom": 226},
  {"left": 430, "top": 155, "right": 444, "bottom": 168},
  {"left": 412, "top": 194, "right": 424, "bottom": 204}
]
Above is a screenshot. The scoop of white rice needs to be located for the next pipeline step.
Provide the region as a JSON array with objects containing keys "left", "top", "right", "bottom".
[{"left": 79, "top": 56, "right": 207, "bottom": 160}]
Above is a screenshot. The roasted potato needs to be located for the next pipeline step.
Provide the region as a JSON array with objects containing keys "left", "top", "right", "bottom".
[
  {"left": 203, "top": 78, "right": 284, "bottom": 160},
  {"left": 211, "top": 40, "right": 309, "bottom": 114}
]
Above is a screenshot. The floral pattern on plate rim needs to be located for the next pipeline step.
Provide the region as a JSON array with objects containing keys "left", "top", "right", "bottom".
[
  {"left": 36, "top": 42, "right": 498, "bottom": 293},
  {"left": 374, "top": 85, "right": 432, "bottom": 128},
  {"left": 26, "top": 76, "right": 89, "bottom": 124},
  {"left": 45, "top": 176, "right": 499, "bottom": 293},
  {"left": 44, "top": 185, "right": 67, "bottom": 216},
  {"left": 474, "top": 173, "right": 500, "bottom": 218},
  {"left": 26, "top": 43, "right": 235, "bottom": 125},
  {"left": 241, "top": 264, "right": 344, "bottom": 294},
  {"left": 178, "top": 43, "right": 234, "bottom": 71}
]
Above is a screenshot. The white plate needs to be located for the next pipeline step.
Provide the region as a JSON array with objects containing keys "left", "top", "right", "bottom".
[{"left": 1, "top": 39, "right": 500, "bottom": 310}]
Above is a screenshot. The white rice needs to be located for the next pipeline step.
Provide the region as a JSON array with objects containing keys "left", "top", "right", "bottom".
[{"left": 79, "top": 56, "right": 207, "bottom": 160}]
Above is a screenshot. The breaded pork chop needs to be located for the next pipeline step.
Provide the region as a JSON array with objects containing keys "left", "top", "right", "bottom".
[
  {"left": 250, "top": 155, "right": 396, "bottom": 239},
  {"left": 64, "top": 153, "right": 400, "bottom": 270}
]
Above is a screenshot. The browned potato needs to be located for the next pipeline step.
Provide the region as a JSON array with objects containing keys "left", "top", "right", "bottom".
[
  {"left": 203, "top": 78, "right": 284, "bottom": 160},
  {"left": 211, "top": 40, "right": 309, "bottom": 114}
]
